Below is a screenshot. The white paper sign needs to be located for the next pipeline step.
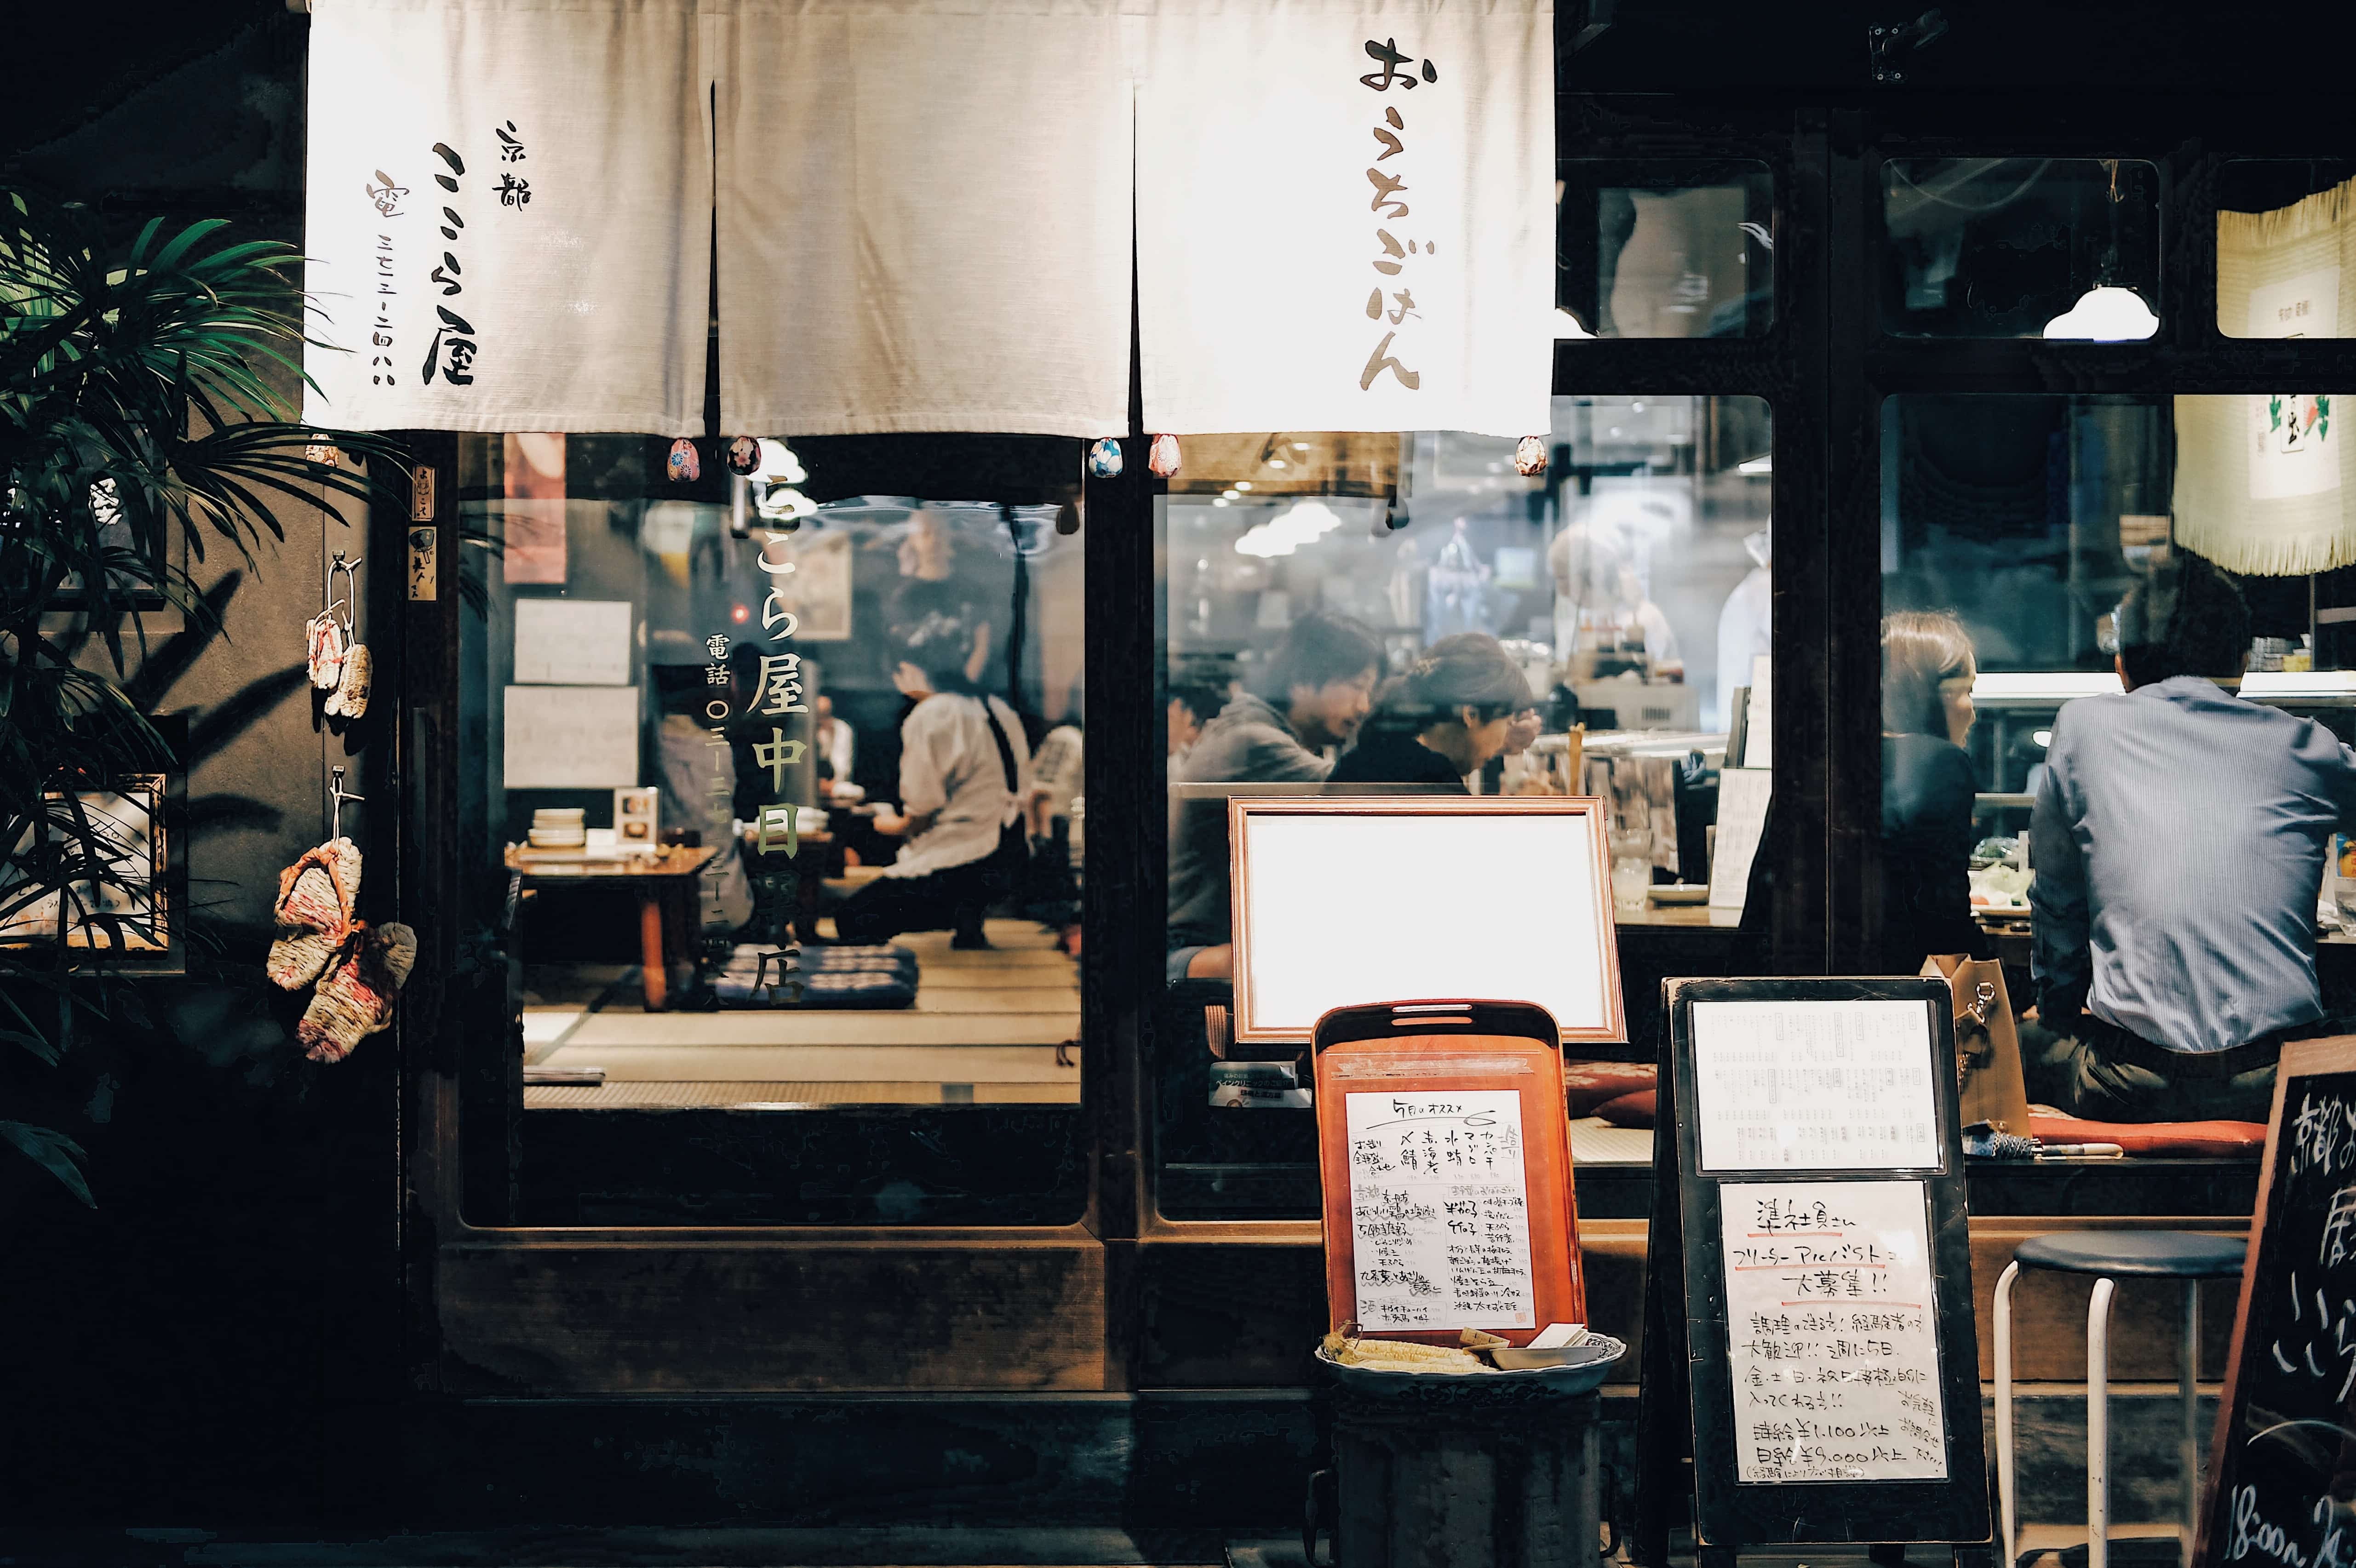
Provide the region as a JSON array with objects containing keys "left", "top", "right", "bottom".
[
  {"left": 1345, "top": 1090, "right": 1535, "bottom": 1331},
  {"left": 1134, "top": 0, "right": 1553, "bottom": 438},
  {"left": 1720, "top": 1179, "right": 1948, "bottom": 1484},
  {"left": 513, "top": 599, "right": 632, "bottom": 687},
  {"left": 1691, "top": 1000, "right": 1940, "bottom": 1172},
  {"left": 2247, "top": 391, "right": 2344, "bottom": 502},
  {"left": 503, "top": 685, "right": 640, "bottom": 789},
  {"left": 1708, "top": 766, "right": 1771, "bottom": 911}
]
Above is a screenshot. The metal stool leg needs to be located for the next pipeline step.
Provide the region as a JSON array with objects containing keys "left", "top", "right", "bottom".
[
  {"left": 1996, "top": 1261, "right": 2021, "bottom": 1568},
  {"left": 2182, "top": 1280, "right": 2202, "bottom": 1564},
  {"left": 2089, "top": 1276, "right": 2118, "bottom": 1568}
]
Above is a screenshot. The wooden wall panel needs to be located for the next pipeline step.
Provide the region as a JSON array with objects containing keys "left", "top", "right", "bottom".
[{"left": 434, "top": 1238, "right": 1105, "bottom": 1394}]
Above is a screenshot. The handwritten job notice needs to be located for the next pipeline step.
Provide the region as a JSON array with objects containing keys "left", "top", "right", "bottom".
[
  {"left": 1345, "top": 1091, "right": 1535, "bottom": 1332},
  {"left": 1721, "top": 1179, "right": 1948, "bottom": 1484},
  {"left": 1691, "top": 1000, "right": 1941, "bottom": 1172}
]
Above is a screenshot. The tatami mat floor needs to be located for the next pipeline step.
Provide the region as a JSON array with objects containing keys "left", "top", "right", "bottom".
[{"left": 523, "top": 918, "right": 1080, "bottom": 1110}]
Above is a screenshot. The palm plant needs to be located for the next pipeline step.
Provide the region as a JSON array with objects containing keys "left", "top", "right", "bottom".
[{"left": 0, "top": 188, "right": 401, "bottom": 1202}]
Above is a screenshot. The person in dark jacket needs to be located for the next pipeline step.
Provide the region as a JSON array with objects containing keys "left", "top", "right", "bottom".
[
  {"left": 1331, "top": 634, "right": 1534, "bottom": 793},
  {"left": 1880, "top": 609, "right": 1988, "bottom": 972},
  {"left": 1166, "top": 611, "right": 1382, "bottom": 982}
]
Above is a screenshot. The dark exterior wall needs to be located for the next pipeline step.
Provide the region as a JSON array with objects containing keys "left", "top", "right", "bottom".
[{"left": 0, "top": 16, "right": 396, "bottom": 1524}]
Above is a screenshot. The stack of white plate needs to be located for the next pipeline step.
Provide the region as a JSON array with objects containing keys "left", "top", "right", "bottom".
[{"left": 528, "top": 807, "right": 587, "bottom": 849}]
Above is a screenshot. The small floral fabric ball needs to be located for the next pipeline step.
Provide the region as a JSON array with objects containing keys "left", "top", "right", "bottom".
[
  {"left": 1147, "top": 434, "right": 1182, "bottom": 478},
  {"left": 667, "top": 438, "right": 701, "bottom": 482},
  {"left": 1514, "top": 436, "right": 1548, "bottom": 477},
  {"left": 726, "top": 435, "right": 762, "bottom": 476},
  {"left": 1087, "top": 438, "right": 1124, "bottom": 479}
]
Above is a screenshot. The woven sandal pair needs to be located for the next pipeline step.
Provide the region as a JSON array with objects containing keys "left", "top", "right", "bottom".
[
  {"left": 266, "top": 838, "right": 415, "bottom": 1062},
  {"left": 307, "top": 555, "right": 372, "bottom": 719}
]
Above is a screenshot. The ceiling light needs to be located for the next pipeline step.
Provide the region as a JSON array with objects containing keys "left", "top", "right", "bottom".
[
  {"left": 1235, "top": 481, "right": 1254, "bottom": 491},
  {"left": 1292, "top": 442, "right": 1312, "bottom": 452},
  {"left": 2042, "top": 286, "right": 2158, "bottom": 342},
  {"left": 1737, "top": 454, "right": 1772, "bottom": 475},
  {"left": 1267, "top": 458, "right": 1289, "bottom": 469}
]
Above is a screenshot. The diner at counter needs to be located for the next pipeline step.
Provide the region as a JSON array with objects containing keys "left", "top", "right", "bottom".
[{"left": 2025, "top": 555, "right": 2356, "bottom": 1123}]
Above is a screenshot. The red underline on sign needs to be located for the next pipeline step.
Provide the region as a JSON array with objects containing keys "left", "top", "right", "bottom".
[{"left": 1748, "top": 1231, "right": 1846, "bottom": 1238}]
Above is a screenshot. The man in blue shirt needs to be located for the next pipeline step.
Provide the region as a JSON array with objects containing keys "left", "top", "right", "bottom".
[{"left": 2029, "top": 555, "right": 2356, "bottom": 1122}]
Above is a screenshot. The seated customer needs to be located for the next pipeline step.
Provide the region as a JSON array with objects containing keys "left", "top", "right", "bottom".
[
  {"left": 833, "top": 617, "right": 1032, "bottom": 949},
  {"left": 1167, "top": 611, "right": 1382, "bottom": 982},
  {"left": 1880, "top": 611, "right": 1989, "bottom": 972},
  {"left": 1331, "top": 634, "right": 1533, "bottom": 792},
  {"left": 2028, "top": 555, "right": 2356, "bottom": 1122}
]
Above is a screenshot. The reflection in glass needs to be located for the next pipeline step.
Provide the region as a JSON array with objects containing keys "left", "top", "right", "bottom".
[
  {"left": 1155, "top": 397, "right": 1769, "bottom": 1219},
  {"left": 1880, "top": 159, "right": 2161, "bottom": 338},
  {"left": 2217, "top": 160, "right": 2356, "bottom": 340},
  {"left": 1878, "top": 395, "right": 2356, "bottom": 974},
  {"left": 459, "top": 435, "right": 1083, "bottom": 1118},
  {"left": 1557, "top": 161, "right": 1773, "bottom": 339}
]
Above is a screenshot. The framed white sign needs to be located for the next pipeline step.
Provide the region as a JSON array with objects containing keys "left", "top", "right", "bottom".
[{"left": 1229, "top": 796, "right": 1624, "bottom": 1046}]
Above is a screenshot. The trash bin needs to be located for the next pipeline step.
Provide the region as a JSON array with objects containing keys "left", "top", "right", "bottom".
[{"left": 1310, "top": 1341, "right": 1621, "bottom": 1568}]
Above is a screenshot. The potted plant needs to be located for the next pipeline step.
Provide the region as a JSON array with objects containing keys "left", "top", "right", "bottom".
[{"left": 0, "top": 188, "right": 398, "bottom": 1202}]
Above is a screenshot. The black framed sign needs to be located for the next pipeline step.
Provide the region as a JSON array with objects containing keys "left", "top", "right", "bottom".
[{"left": 1634, "top": 976, "right": 1990, "bottom": 1568}]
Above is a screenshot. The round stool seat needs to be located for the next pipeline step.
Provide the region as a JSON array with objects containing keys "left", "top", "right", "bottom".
[{"left": 2013, "top": 1230, "right": 2245, "bottom": 1279}]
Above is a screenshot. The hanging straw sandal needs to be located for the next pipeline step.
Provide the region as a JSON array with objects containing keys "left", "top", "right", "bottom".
[
  {"left": 266, "top": 837, "right": 361, "bottom": 990},
  {"left": 298, "top": 921, "right": 418, "bottom": 1063}
]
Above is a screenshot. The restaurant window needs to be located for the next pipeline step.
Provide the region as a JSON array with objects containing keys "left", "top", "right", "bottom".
[
  {"left": 1879, "top": 159, "right": 2162, "bottom": 339},
  {"left": 1876, "top": 394, "right": 2356, "bottom": 980},
  {"left": 2217, "top": 160, "right": 2356, "bottom": 339},
  {"left": 1156, "top": 395, "right": 1771, "bottom": 1219},
  {"left": 454, "top": 435, "right": 1086, "bottom": 1224},
  {"left": 1556, "top": 161, "right": 1774, "bottom": 339}
]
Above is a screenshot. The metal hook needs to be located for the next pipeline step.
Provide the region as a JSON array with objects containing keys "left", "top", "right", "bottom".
[
  {"left": 330, "top": 765, "right": 365, "bottom": 842},
  {"left": 326, "top": 553, "right": 364, "bottom": 638}
]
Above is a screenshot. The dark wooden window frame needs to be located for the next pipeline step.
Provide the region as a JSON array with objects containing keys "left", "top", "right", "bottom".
[{"left": 384, "top": 90, "right": 2352, "bottom": 1396}]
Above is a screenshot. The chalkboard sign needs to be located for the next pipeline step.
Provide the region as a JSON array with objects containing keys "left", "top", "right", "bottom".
[
  {"left": 2195, "top": 1038, "right": 2356, "bottom": 1568},
  {"left": 1634, "top": 978, "right": 1991, "bottom": 1568}
]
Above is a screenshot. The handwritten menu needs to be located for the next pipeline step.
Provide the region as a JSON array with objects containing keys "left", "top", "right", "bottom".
[
  {"left": 1691, "top": 1001, "right": 1940, "bottom": 1172},
  {"left": 1345, "top": 1090, "right": 1535, "bottom": 1332},
  {"left": 1720, "top": 1179, "right": 1948, "bottom": 1484},
  {"left": 2200, "top": 1069, "right": 2356, "bottom": 1568}
]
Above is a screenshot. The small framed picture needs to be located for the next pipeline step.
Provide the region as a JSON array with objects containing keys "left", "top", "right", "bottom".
[{"left": 613, "top": 787, "right": 659, "bottom": 851}]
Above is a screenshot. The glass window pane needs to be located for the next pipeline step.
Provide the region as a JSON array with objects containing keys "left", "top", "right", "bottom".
[
  {"left": 1557, "top": 161, "right": 1774, "bottom": 339},
  {"left": 2217, "top": 160, "right": 2356, "bottom": 338},
  {"left": 1880, "top": 159, "right": 2161, "bottom": 338},
  {"left": 1156, "top": 396, "right": 1770, "bottom": 1220},
  {"left": 456, "top": 434, "right": 1085, "bottom": 1223},
  {"left": 1878, "top": 394, "right": 2356, "bottom": 983}
]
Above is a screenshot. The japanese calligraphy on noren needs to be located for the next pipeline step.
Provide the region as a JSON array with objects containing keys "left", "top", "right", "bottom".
[
  {"left": 1356, "top": 38, "right": 1438, "bottom": 394},
  {"left": 1720, "top": 1180, "right": 1949, "bottom": 1484},
  {"left": 1345, "top": 1090, "right": 1534, "bottom": 1331},
  {"left": 420, "top": 142, "right": 477, "bottom": 386}
]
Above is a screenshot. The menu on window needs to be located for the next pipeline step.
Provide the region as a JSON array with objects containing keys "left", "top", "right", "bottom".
[
  {"left": 1344, "top": 1090, "right": 1535, "bottom": 1332},
  {"left": 1719, "top": 1179, "right": 1948, "bottom": 1485},
  {"left": 1691, "top": 1000, "right": 1940, "bottom": 1171}
]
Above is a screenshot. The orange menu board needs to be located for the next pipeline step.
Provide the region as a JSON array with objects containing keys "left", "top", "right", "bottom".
[{"left": 1313, "top": 1000, "right": 1586, "bottom": 1345}]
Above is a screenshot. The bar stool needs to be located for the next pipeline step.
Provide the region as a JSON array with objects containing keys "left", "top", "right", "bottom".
[{"left": 1994, "top": 1231, "right": 2245, "bottom": 1568}]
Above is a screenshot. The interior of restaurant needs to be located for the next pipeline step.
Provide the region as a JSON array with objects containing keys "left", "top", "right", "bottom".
[{"left": 441, "top": 151, "right": 2356, "bottom": 1233}]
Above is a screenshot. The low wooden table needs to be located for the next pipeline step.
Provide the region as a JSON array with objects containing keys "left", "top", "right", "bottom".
[{"left": 506, "top": 843, "right": 719, "bottom": 1010}]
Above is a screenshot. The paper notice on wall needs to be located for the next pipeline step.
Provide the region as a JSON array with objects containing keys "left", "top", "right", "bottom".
[
  {"left": 503, "top": 685, "right": 639, "bottom": 788},
  {"left": 514, "top": 599, "right": 632, "bottom": 686},
  {"left": 1691, "top": 1000, "right": 1940, "bottom": 1171},
  {"left": 1720, "top": 1179, "right": 1948, "bottom": 1484},
  {"left": 2250, "top": 267, "right": 2342, "bottom": 341},
  {"left": 1745, "top": 652, "right": 1773, "bottom": 770},
  {"left": 1708, "top": 766, "right": 1771, "bottom": 912},
  {"left": 1345, "top": 1089, "right": 1535, "bottom": 1331}
]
